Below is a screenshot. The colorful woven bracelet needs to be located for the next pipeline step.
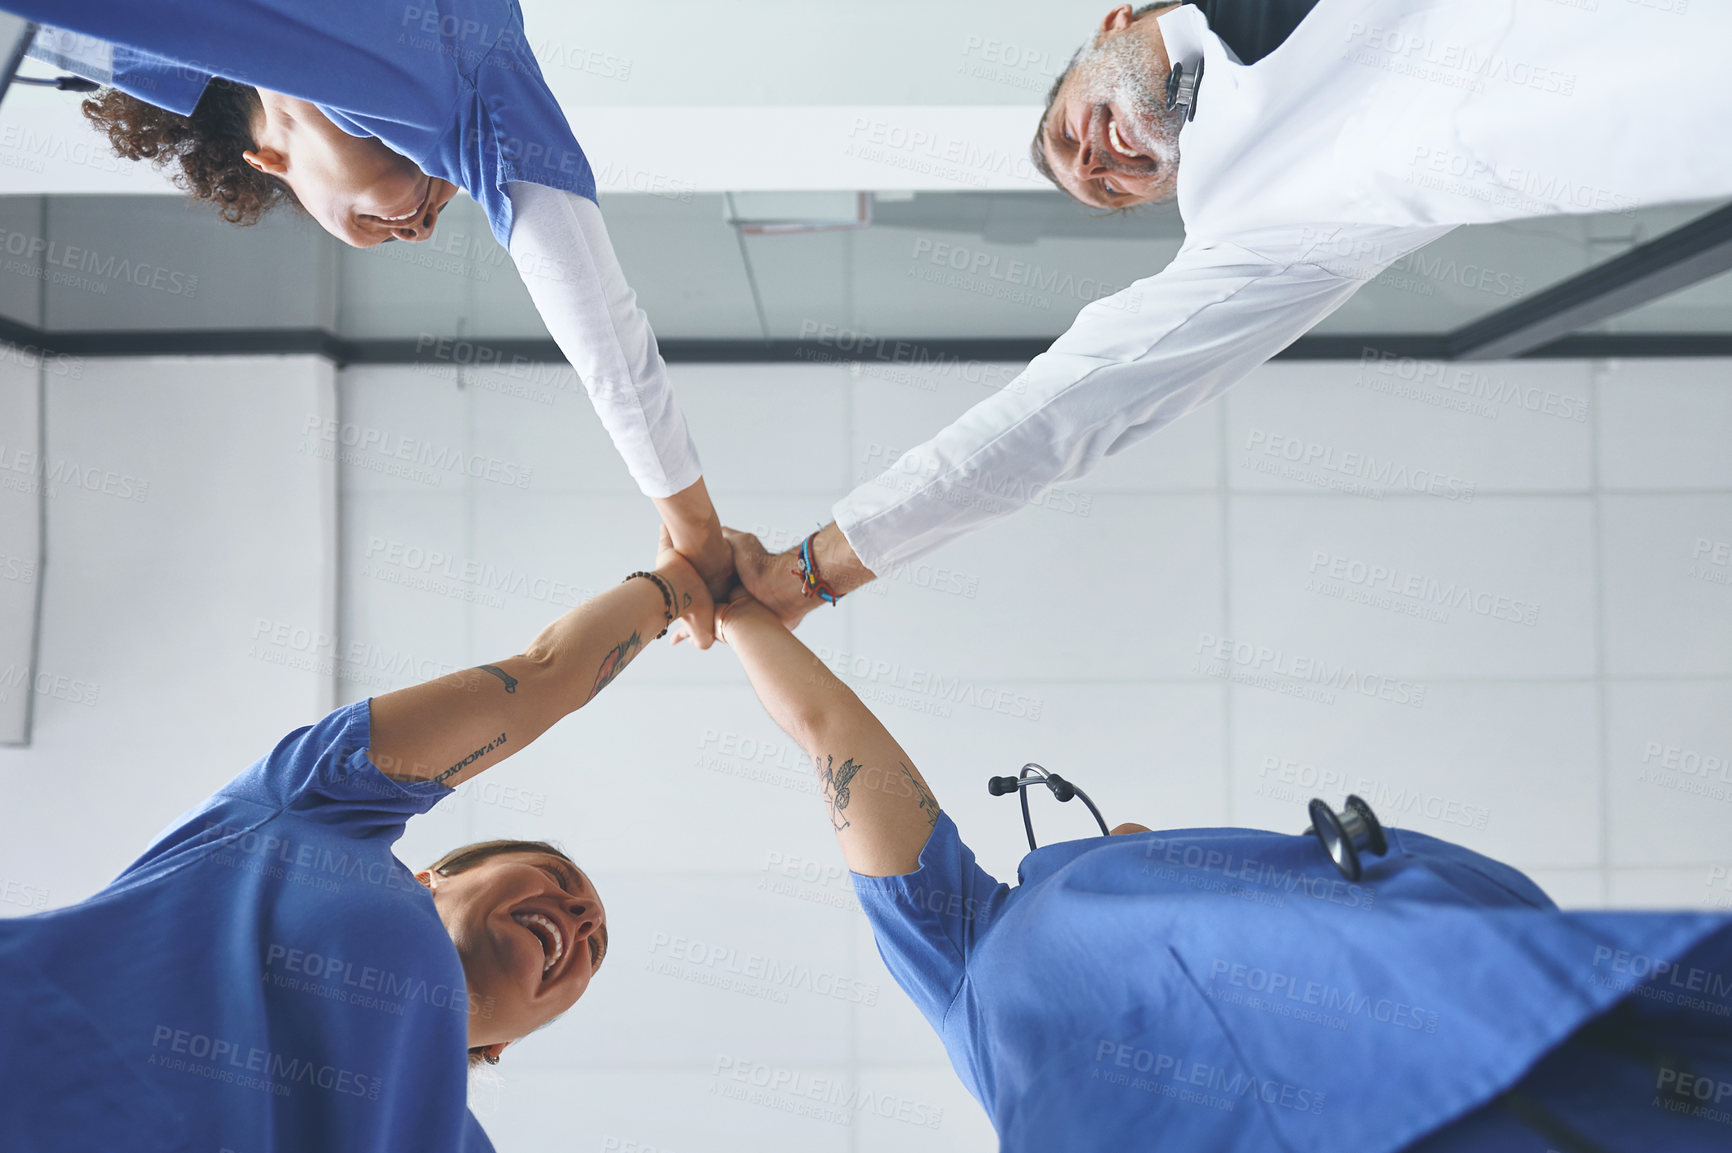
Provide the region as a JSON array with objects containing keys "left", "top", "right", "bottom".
[{"left": 796, "top": 531, "right": 840, "bottom": 605}]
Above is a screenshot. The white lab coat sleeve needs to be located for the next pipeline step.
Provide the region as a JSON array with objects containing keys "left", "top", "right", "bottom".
[
  {"left": 506, "top": 182, "right": 703, "bottom": 499},
  {"left": 831, "top": 232, "right": 1426, "bottom": 573}
]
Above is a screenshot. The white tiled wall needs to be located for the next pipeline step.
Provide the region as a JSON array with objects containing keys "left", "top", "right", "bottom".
[
  {"left": 0, "top": 356, "right": 338, "bottom": 900},
  {"left": 331, "top": 355, "right": 1730, "bottom": 1152}
]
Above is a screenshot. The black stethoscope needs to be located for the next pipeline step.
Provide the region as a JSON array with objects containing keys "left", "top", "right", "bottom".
[
  {"left": 987, "top": 764, "right": 1110, "bottom": 853},
  {"left": 990, "top": 763, "right": 1391, "bottom": 881}
]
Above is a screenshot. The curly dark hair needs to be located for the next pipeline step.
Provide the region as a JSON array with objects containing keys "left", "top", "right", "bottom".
[{"left": 81, "top": 80, "right": 301, "bottom": 225}]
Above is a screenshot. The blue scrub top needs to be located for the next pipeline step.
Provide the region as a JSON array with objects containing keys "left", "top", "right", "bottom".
[
  {"left": 0, "top": 701, "right": 493, "bottom": 1153},
  {"left": 855, "top": 814, "right": 1731, "bottom": 1153},
  {"left": 25, "top": 0, "right": 595, "bottom": 244}
]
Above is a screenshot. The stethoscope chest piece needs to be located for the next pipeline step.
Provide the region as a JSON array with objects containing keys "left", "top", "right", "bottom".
[
  {"left": 1305, "top": 794, "right": 1387, "bottom": 882},
  {"left": 1165, "top": 57, "right": 1205, "bottom": 122}
]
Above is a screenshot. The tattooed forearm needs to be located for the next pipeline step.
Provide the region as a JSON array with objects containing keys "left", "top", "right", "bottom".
[
  {"left": 436, "top": 731, "right": 508, "bottom": 785},
  {"left": 901, "top": 763, "right": 941, "bottom": 831},
  {"left": 479, "top": 665, "right": 518, "bottom": 694},
  {"left": 587, "top": 631, "right": 643, "bottom": 702},
  {"left": 817, "top": 754, "right": 862, "bottom": 833}
]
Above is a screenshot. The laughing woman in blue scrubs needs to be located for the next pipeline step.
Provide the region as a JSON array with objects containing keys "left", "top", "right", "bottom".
[
  {"left": 15, "top": 0, "right": 732, "bottom": 631},
  {"left": 710, "top": 532, "right": 1732, "bottom": 1153},
  {"left": 0, "top": 537, "right": 709, "bottom": 1151}
]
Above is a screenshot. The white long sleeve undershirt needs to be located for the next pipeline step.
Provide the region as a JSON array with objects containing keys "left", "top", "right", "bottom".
[{"left": 506, "top": 181, "right": 702, "bottom": 499}]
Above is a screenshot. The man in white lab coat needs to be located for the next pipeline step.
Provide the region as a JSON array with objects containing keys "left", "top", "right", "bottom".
[{"left": 731, "top": 0, "right": 1732, "bottom": 617}]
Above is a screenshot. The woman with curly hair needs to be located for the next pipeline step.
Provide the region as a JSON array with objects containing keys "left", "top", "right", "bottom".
[
  {"left": 18, "top": 0, "right": 734, "bottom": 631},
  {"left": 0, "top": 531, "right": 711, "bottom": 1151}
]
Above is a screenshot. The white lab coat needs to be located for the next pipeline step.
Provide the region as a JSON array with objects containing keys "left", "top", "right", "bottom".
[{"left": 834, "top": 0, "right": 1732, "bottom": 573}]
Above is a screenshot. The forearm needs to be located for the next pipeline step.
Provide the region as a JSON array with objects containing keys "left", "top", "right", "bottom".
[
  {"left": 654, "top": 476, "right": 722, "bottom": 563},
  {"left": 369, "top": 565, "right": 695, "bottom": 787},
  {"left": 728, "top": 612, "right": 938, "bottom": 876},
  {"left": 753, "top": 523, "right": 877, "bottom": 626},
  {"left": 830, "top": 241, "right": 1383, "bottom": 574}
]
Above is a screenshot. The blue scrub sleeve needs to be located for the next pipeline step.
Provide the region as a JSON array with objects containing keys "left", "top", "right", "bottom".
[
  {"left": 852, "top": 813, "right": 1012, "bottom": 1031},
  {"left": 114, "top": 701, "right": 450, "bottom": 884}
]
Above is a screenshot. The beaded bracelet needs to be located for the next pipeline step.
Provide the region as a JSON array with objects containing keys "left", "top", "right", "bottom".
[
  {"left": 795, "top": 531, "right": 841, "bottom": 605},
  {"left": 624, "top": 570, "right": 676, "bottom": 638}
]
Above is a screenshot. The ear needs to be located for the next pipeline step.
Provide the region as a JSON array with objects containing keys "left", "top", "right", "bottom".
[
  {"left": 242, "top": 147, "right": 288, "bottom": 177},
  {"left": 1109, "top": 822, "right": 1152, "bottom": 837},
  {"left": 1098, "top": 5, "right": 1136, "bottom": 41},
  {"left": 414, "top": 869, "right": 437, "bottom": 891},
  {"left": 477, "top": 1041, "right": 510, "bottom": 1064}
]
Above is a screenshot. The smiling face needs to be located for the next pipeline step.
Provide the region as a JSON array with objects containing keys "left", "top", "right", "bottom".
[
  {"left": 420, "top": 851, "right": 609, "bottom": 1051},
  {"left": 242, "top": 91, "right": 462, "bottom": 248},
  {"left": 1039, "top": 5, "right": 1184, "bottom": 209}
]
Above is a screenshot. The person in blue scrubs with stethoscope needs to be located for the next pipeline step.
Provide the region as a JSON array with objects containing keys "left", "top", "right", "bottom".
[
  {"left": 707, "top": 530, "right": 1732, "bottom": 1153},
  {"left": 0, "top": 535, "right": 711, "bottom": 1151},
  {"left": 12, "top": 0, "right": 733, "bottom": 637}
]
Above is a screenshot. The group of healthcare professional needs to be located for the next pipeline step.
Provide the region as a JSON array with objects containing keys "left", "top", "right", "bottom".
[{"left": 2, "top": 1, "right": 1730, "bottom": 1151}]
